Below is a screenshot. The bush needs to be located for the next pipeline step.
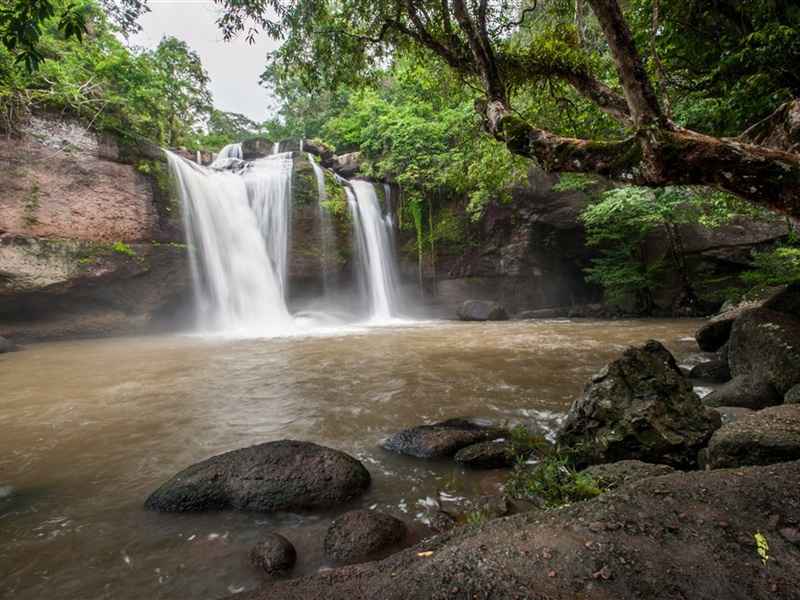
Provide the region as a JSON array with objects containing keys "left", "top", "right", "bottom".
[{"left": 505, "top": 455, "right": 601, "bottom": 508}]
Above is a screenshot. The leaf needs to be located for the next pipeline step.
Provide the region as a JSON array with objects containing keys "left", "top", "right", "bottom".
[{"left": 754, "top": 532, "right": 769, "bottom": 566}]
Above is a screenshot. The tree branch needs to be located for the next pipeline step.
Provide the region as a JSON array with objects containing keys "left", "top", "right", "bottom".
[{"left": 587, "top": 0, "right": 663, "bottom": 126}]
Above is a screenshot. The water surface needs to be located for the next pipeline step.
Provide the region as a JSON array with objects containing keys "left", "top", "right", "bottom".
[{"left": 0, "top": 319, "right": 701, "bottom": 599}]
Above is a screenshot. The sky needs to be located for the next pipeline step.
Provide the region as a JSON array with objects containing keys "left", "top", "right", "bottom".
[{"left": 130, "top": 0, "right": 280, "bottom": 123}]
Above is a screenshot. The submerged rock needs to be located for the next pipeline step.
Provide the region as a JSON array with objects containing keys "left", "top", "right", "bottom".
[
  {"left": 457, "top": 300, "right": 509, "bottom": 322},
  {"left": 557, "top": 340, "right": 721, "bottom": 469},
  {"left": 224, "top": 461, "right": 800, "bottom": 600},
  {"left": 582, "top": 460, "right": 675, "bottom": 490},
  {"left": 454, "top": 440, "right": 516, "bottom": 469},
  {"left": 702, "top": 375, "right": 782, "bottom": 410},
  {"left": 706, "top": 404, "right": 800, "bottom": 469},
  {"left": 728, "top": 308, "right": 800, "bottom": 395},
  {"left": 0, "top": 336, "right": 16, "bottom": 353},
  {"left": 144, "top": 440, "right": 370, "bottom": 513},
  {"left": 250, "top": 533, "right": 296, "bottom": 575},
  {"left": 323, "top": 510, "right": 407, "bottom": 563},
  {"left": 381, "top": 419, "right": 506, "bottom": 458}
]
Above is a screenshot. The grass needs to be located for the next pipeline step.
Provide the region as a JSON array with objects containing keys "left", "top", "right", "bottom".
[{"left": 505, "top": 454, "right": 602, "bottom": 509}]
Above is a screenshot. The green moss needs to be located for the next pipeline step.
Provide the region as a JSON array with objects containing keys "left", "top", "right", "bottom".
[
  {"left": 505, "top": 454, "right": 602, "bottom": 508},
  {"left": 138, "top": 159, "right": 179, "bottom": 216},
  {"left": 111, "top": 241, "right": 136, "bottom": 257}
]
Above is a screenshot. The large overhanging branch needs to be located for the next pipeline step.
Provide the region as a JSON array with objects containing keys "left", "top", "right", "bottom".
[
  {"left": 586, "top": 0, "right": 664, "bottom": 126},
  {"left": 480, "top": 99, "right": 800, "bottom": 219}
]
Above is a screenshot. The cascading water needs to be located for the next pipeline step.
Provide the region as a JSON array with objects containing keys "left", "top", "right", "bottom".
[
  {"left": 167, "top": 145, "right": 404, "bottom": 336},
  {"left": 349, "top": 180, "right": 401, "bottom": 321},
  {"left": 166, "top": 150, "right": 293, "bottom": 335}
]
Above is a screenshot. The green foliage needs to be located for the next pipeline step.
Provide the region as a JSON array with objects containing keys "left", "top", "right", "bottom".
[
  {"left": 111, "top": 241, "right": 135, "bottom": 256},
  {"left": 742, "top": 233, "right": 800, "bottom": 291},
  {"left": 505, "top": 455, "right": 601, "bottom": 508},
  {"left": 1, "top": 2, "right": 212, "bottom": 150},
  {"left": 552, "top": 173, "right": 598, "bottom": 193},
  {"left": 508, "top": 424, "right": 549, "bottom": 459}
]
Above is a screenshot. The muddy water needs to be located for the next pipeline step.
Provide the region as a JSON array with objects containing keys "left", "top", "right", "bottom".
[{"left": 0, "top": 319, "right": 701, "bottom": 599}]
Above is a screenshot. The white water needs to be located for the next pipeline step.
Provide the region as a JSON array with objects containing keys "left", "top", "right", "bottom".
[
  {"left": 166, "top": 151, "right": 293, "bottom": 335},
  {"left": 350, "top": 180, "right": 401, "bottom": 320},
  {"left": 309, "top": 154, "right": 336, "bottom": 294},
  {"left": 167, "top": 148, "right": 403, "bottom": 336},
  {"left": 209, "top": 142, "right": 242, "bottom": 170}
]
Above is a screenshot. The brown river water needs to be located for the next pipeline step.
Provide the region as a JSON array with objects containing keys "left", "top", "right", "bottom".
[{"left": 0, "top": 319, "right": 703, "bottom": 599}]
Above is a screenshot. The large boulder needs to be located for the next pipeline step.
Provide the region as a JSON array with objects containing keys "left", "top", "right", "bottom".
[
  {"left": 324, "top": 510, "right": 407, "bottom": 563},
  {"left": 706, "top": 404, "right": 800, "bottom": 469},
  {"left": 457, "top": 300, "right": 509, "bottom": 322},
  {"left": 688, "top": 359, "right": 730, "bottom": 383},
  {"left": 702, "top": 375, "right": 783, "bottom": 410},
  {"left": 144, "top": 441, "right": 370, "bottom": 513},
  {"left": 786, "top": 384, "right": 800, "bottom": 404},
  {"left": 711, "top": 406, "right": 755, "bottom": 426},
  {"left": 557, "top": 340, "right": 721, "bottom": 469},
  {"left": 224, "top": 461, "right": 800, "bottom": 600},
  {"left": 728, "top": 308, "right": 800, "bottom": 395},
  {"left": 582, "top": 460, "right": 675, "bottom": 490},
  {"left": 381, "top": 419, "right": 506, "bottom": 459},
  {"left": 454, "top": 440, "right": 516, "bottom": 469},
  {"left": 250, "top": 533, "right": 297, "bottom": 575},
  {"left": 695, "top": 318, "right": 734, "bottom": 352},
  {"left": 762, "top": 283, "right": 800, "bottom": 318}
]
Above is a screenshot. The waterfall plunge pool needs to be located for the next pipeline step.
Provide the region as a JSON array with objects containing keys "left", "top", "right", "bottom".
[{"left": 0, "top": 319, "right": 704, "bottom": 599}]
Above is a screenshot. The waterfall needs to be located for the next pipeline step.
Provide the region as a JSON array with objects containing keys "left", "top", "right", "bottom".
[
  {"left": 349, "top": 180, "right": 400, "bottom": 321},
  {"left": 167, "top": 145, "right": 404, "bottom": 336},
  {"left": 166, "top": 150, "right": 293, "bottom": 335},
  {"left": 209, "top": 142, "right": 242, "bottom": 170}
]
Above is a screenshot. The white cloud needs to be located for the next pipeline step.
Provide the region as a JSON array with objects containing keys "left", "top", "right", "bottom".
[{"left": 130, "top": 0, "right": 279, "bottom": 122}]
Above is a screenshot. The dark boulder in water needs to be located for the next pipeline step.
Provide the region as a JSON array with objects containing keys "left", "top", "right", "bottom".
[
  {"left": 557, "top": 340, "right": 720, "bottom": 469},
  {"left": 454, "top": 440, "right": 516, "bottom": 469},
  {"left": 250, "top": 533, "right": 296, "bottom": 575},
  {"left": 0, "top": 336, "right": 16, "bottom": 353},
  {"left": 381, "top": 419, "right": 506, "bottom": 459},
  {"left": 324, "top": 510, "right": 407, "bottom": 563},
  {"left": 702, "top": 374, "right": 783, "bottom": 410},
  {"left": 688, "top": 359, "right": 730, "bottom": 383},
  {"left": 457, "top": 300, "right": 509, "bottom": 322},
  {"left": 144, "top": 440, "right": 370, "bottom": 513}
]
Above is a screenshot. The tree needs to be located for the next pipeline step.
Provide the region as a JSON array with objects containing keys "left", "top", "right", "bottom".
[
  {"left": 213, "top": 0, "right": 800, "bottom": 219},
  {"left": 0, "top": 0, "right": 147, "bottom": 71}
]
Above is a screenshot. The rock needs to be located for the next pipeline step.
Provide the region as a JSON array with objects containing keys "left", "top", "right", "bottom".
[
  {"left": 324, "top": 510, "right": 407, "bottom": 563},
  {"left": 707, "top": 404, "right": 800, "bottom": 469},
  {"left": 762, "top": 283, "right": 800, "bottom": 319},
  {"left": 144, "top": 440, "right": 370, "bottom": 513},
  {"left": 241, "top": 137, "right": 275, "bottom": 160},
  {"left": 0, "top": 336, "right": 16, "bottom": 353},
  {"left": 303, "top": 139, "right": 334, "bottom": 164},
  {"left": 728, "top": 308, "right": 800, "bottom": 395},
  {"left": 224, "top": 461, "right": 800, "bottom": 600},
  {"left": 330, "top": 152, "right": 362, "bottom": 178},
  {"left": 454, "top": 440, "right": 516, "bottom": 469},
  {"left": 786, "top": 384, "right": 800, "bottom": 404},
  {"left": 469, "top": 495, "right": 511, "bottom": 520},
  {"left": 702, "top": 375, "right": 783, "bottom": 410},
  {"left": 250, "top": 533, "right": 296, "bottom": 575},
  {"left": 711, "top": 406, "right": 755, "bottom": 426},
  {"left": 381, "top": 419, "right": 506, "bottom": 459},
  {"left": 688, "top": 359, "right": 731, "bottom": 382},
  {"left": 557, "top": 340, "right": 721, "bottom": 469},
  {"left": 457, "top": 300, "right": 509, "bottom": 322},
  {"left": 695, "top": 318, "right": 734, "bottom": 352},
  {"left": 582, "top": 460, "right": 675, "bottom": 490}
]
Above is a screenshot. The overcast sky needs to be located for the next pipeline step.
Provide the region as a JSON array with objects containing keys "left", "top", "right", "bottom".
[{"left": 130, "top": 0, "right": 280, "bottom": 122}]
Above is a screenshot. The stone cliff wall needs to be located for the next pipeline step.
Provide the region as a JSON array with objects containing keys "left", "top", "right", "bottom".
[{"left": 0, "top": 114, "right": 191, "bottom": 340}]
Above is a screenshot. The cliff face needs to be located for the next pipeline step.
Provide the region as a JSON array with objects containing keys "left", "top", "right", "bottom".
[
  {"left": 0, "top": 114, "right": 191, "bottom": 340},
  {"left": 405, "top": 168, "right": 789, "bottom": 317}
]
